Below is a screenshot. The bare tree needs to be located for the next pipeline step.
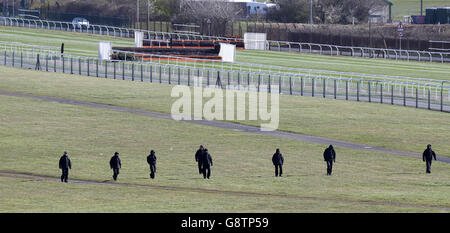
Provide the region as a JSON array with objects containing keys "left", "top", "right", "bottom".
[{"left": 174, "top": 0, "right": 239, "bottom": 35}]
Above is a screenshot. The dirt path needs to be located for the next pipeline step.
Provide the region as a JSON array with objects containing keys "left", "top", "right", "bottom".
[
  {"left": 1, "top": 90, "right": 448, "bottom": 164},
  {"left": 0, "top": 170, "right": 448, "bottom": 212}
]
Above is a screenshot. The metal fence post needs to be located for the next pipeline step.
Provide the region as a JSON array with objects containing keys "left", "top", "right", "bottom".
[
  {"left": 132, "top": 63, "right": 135, "bottom": 81},
  {"left": 257, "top": 74, "right": 261, "bottom": 92},
  {"left": 207, "top": 70, "right": 210, "bottom": 86},
  {"left": 323, "top": 79, "right": 326, "bottom": 98},
  {"left": 87, "top": 59, "right": 90, "bottom": 76},
  {"left": 4, "top": 51, "right": 6, "bottom": 66},
  {"left": 289, "top": 77, "right": 292, "bottom": 95},
  {"left": 428, "top": 88, "right": 431, "bottom": 110},
  {"left": 357, "top": 81, "right": 360, "bottom": 101},
  {"left": 380, "top": 84, "right": 383, "bottom": 103},
  {"left": 177, "top": 67, "right": 180, "bottom": 84},
  {"left": 391, "top": 85, "right": 394, "bottom": 105},
  {"left": 20, "top": 52, "right": 22, "bottom": 68},
  {"left": 78, "top": 58, "right": 81, "bottom": 75},
  {"left": 70, "top": 57, "right": 73, "bottom": 74},
  {"left": 416, "top": 87, "right": 418, "bottom": 108},
  {"left": 312, "top": 78, "right": 315, "bottom": 97},
  {"left": 268, "top": 75, "right": 271, "bottom": 93},
  {"left": 12, "top": 51, "right": 14, "bottom": 67},
  {"left": 113, "top": 61, "right": 116, "bottom": 79},
  {"left": 187, "top": 69, "right": 190, "bottom": 86},
  {"left": 279, "top": 75, "right": 281, "bottom": 94},
  {"left": 105, "top": 61, "right": 108, "bottom": 78},
  {"left": 403, "top": 86, "right": 406, "bottom": 106},
  {"left": 368, "top": 82, "right": 371, "bottom": 102},
  {"left": 141, "top": 64, "right": 144, "bottom": 82},
  {"left": 237, "top": 72, "right": 240, "bottom": 88},
  {"left": 45, "top": 55, "right": 48, "bottom": 72},
  {"left": 96, "top": 60, "right": 98, "bottom": 77},
  {"left": 345, "top": 80, "right": 348, "bottom": 100},
  {"left": 123, "top": 62, "right": 125, "bottom": 80},
  {"left": 197, "top": 69, "right": 200, "bottom": 86},
  {"left": 301, "top": 77, "right": 304, "bottom": 96},
  {"left": 62, "top": 56, "right": 65, "bottom": 73},
  {"left": 441, "top": 84, "right": 444, "bottom": 112},
  {"left": 334, "top": 79, "right": 337, "bottom": 99},
  {"left": 167, "top": 67, "right": 171, "bottom": 84},
  {"left": 54, "top": 57, "right": 56, "bottom": 72},
  {"left": 159, "top": 66, "right": 162, "bottom": 83},
  {"left": 150, "top": 66, "right": 153, "bottom": 83},
  {"left": 216, "top": 70, "right": 222, "bottom": 88}
]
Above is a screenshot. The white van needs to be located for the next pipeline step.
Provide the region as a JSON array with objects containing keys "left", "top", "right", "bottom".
[{"left": 72, "top": 17, "right": 90, "bottom": 29}]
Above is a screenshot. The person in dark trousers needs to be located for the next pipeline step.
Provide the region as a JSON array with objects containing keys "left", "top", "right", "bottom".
[
  {"left": 195, "top": 145, "right": 205, "bottom": 174},
  {"left": 323, "top": 145, "right": 336, "bottom": 176},
  {"left": 272, "top": 149, "right": 284, "bottom": 177},
  {"left": 110, "top": 152, "right": 121, "bottom": 181},
  {"left": 423, "top": 144, "right": 437, "bottom": 173},
  {"left": 147, "top": 150, "right": 157, "bottom": 179},
  {"left": 200, "top": 148, "right": 213, "bottom": 179},
  {"left": 58, "top": 151, "right": 71, "bottom": 183}
]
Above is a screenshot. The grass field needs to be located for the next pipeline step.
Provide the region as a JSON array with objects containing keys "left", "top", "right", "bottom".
[
  {"left": 0, "top": 24, "right": 449, "bottom": 213},
  {"left": 390, "top": 0, "right": 449, "bottom": 20},
  {"left": 1, "top": 26, "right": 449, "bottom": 82},
  {"left": 0, "top": 87, "right": 449, "bottom": 212},
  {"left": 0, "top": 66, "right": 448, "bottom": 158}
]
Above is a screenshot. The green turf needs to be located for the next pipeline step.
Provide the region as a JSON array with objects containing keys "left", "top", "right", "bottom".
[
  {"left": 0, "top": 65, "right": 449, "bottom": 159},
  {"left": 1, "top": 25, "right": 449, "bottom": 83},
  {"left": 390, "top": 0, "right": 449, "bottom": 20},
  {"left": 0, "top": 26, "right": 134, "bottom": 57},
  {"left": 236, "top": 50, "right": 450, "bottom": 82},
  {"left": 0, "top": 94, "right": 449, "bottom": 212}
]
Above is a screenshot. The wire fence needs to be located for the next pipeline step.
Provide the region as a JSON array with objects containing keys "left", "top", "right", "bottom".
[
  {"left": 113, "top": 49, "right": 450, "bottom": 87},
  {"left": 2, "top": 16, "right": 449, "bottom": 63},
  {"left": 1, "top": 48, "right": 449, "bottom": 113}
]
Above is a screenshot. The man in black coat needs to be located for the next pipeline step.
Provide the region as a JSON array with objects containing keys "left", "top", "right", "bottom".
[
  {"left": 58, "top": 151, "right": 71, "bottom": 183},
  {"left": 200, "top": 148, "right": 213, "bottom": 179},
  {"left": 323, "top": 145, "right": 336, "bottom": 176},
  {"left": 110, "top": 152, "right": 121, "bottom": 181},
  {"left": 195, "top": 145, "right": 205, "bottom": 174},
  {"left": 147, "top": 150, "right": 157, "bottom": 179},
  {"left": 423, "top": 144, "right": 437, "bottom": 173},
  {"left": 272, "top": 149, "right": 284, "bottom": 177}
]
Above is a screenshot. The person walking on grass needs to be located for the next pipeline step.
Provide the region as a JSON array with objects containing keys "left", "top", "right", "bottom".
[
  {"left": 195, "top": 145, "right": 205, "bottom": 175},
  {"left": 423, "top": 144, "right": 437, "bottom": 173},
  {"left": 147, "top": 150, "right": 157, "bottom": 179},
  {"left": 272, "top": 149, "right": 284, "bottom": 177},
  {"left": 323, "top": 145, "right": 336, "bottom": 176},
  {"left": 59, "top": 151, "right": 71, "bottom": 183},
  {"left": 110, "top": 152, "right": 121, "bottom": 181},
  {"left": 200, "top": 148, "right": 213, "bottom": 179}
]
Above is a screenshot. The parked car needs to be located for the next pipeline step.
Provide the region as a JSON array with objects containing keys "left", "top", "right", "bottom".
[{"left": 72, "top": 17, "right": 90, "bottom": 29}]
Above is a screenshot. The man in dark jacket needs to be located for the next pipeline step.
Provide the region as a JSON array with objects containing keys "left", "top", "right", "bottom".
[
  {"left": 147, "top": 150, "right": 157, "bottom": 179},
  {"left": 272, "top": 149, "right": 284, "bottom": 177},
  {"left": 195, "top": 145, "right": 205, "bottom": 174},
  {"left": 200, "top": 148, "right": 213, "bottom": 179},
  {"left": 323, "top": 145, "right": 336, "bottom": 176},
  {"left": 423, "top": 144, "right": 437, "bottom": 173},
  {"left": 58, "top": 151, "right": 71, "bottom": 183},
  {"left": 110, "top": 152, "right": 121, "bottom": 181}
]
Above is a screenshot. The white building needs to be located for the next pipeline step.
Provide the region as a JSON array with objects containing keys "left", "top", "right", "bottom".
[{"left": 369, "top": 0, "right": 393, "bottom": 24}]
